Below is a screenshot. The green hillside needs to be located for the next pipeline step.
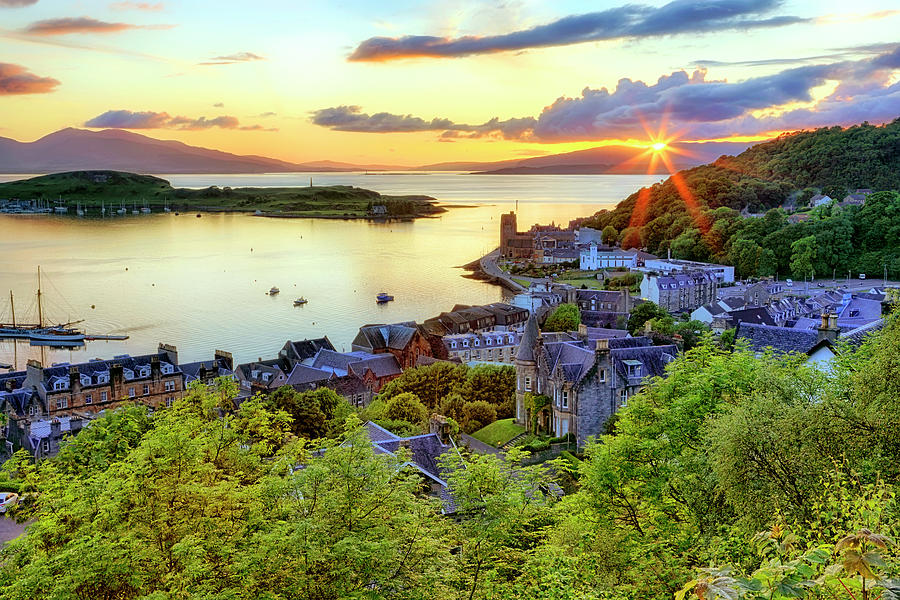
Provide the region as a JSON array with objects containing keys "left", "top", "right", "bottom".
[
  {"left": 584, "top": 119, "right": 900, "bottom": 279},
  {"left": 0, "top": 170, "right": 443, "bottom": 218}
]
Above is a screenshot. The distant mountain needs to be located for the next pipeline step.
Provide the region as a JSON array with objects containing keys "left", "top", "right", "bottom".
[
  {"left": 0, "top": 128, "right": 756, "bottom": 175},
  {"left": 452, "top": 141, "right": 755, "bottom": 175},
  {"left": 0, "top": 128, "right": 337, "bottom": 174}
]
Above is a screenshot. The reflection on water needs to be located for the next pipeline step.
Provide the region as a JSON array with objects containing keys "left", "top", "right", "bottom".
[{"left": 0, "top": 173, "right": 657, "bottom": 369}]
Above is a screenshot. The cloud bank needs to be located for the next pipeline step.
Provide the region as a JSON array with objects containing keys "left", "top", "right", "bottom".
[
  {"left": 0, "top": 63, "right": 60, "bottom": 95},
  {"left": 314, "top": 45, "right": 900, "bottom": 142},
  {"left": 350, "top": 0, "right": 807, "bottom": 61},
  {"left": 0, "top": 0, "right": 38, "bottom": 6},
  {"left": 110, "top": 2, "right": 164, "bottom": 10},
  {"left": 84, "top": 109, "right": 276, "bottom": 131},
  {"left": 310, "top": 105, "right": 535, "bottom": 139},
  {"left": 24, "top": 16, "right": 173, "bottom": 35}
]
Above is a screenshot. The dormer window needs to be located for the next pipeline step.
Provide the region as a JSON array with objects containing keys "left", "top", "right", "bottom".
[
  {"left": 450, "top": 342, "right": 457, "bottom": 349},
  {"left": 463, "top": 340, "right": 469, "bottom": 348},
  {"left": 138, "top": 366, "right": 150, "bottom": 378},
  {"left": 53, "top": 379, "right": 67, "bottom": 391},
  {"left": 474, "top": 339, "right": 480, "bottom": 347},
  {"left": 508, "top": 336, "right": 514, "bottom": 344},
  {"left": 97, "top": 372, "right": 109, "bottom": 384},
  {"left": 80, "top": 375, "right": 91, "bottom": 387},
  {"left": 486, "top": 338, "right": 492, "bottom": 346},
  {"left": 123, "top": 368, "right": 134, "bottom": 380},
  {"left": 262, "top": 372, "right": 271, "bottom": 382},
  {"left": 251, "top": 369, "right": 260, "bottom": 379},
  {"left": 160, "top": 363, "right": 174, "bottom": 375}
]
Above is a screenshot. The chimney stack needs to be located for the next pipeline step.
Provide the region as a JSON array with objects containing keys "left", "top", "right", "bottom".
[{"left": 816, "top": 312, "right": 840, "bottom": 343}]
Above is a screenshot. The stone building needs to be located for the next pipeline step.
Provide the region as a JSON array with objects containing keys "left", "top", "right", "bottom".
[
  {"left": 500, "top": 212, "right": 534, "bottom": 259},
  {"left": 351, "top": 322, "right": 433, "bottom": 369},
  {"left": 442, "top": 330, "right": 521, "bottom": 364},
  {"left": 514, "top": 316, "right": 676, "bottom": 448},
  {"left": 639, "top": 270, "right": 718, "bottom": 313}
]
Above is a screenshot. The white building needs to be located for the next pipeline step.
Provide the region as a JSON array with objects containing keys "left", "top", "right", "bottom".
[{"left": 579, "top": 243, "right": 638, "bottom": 271}]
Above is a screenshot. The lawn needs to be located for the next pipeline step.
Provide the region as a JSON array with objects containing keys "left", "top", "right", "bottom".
[
  {"left": 557, "top": 277, "right": 605, "bottom": 289},
  {"left": 471, "top": 418, "right": 526, "bottom": 448}
]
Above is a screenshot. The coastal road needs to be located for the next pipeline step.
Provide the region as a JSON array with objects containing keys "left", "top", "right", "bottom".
[
  {"left": 479, "top": 250, "right": 527, "bottom": 293},
  {"left": 719, "top": 278, "right": 900, "bottom": 299}
]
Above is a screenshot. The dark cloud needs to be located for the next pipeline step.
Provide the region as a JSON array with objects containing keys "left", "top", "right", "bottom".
[
  {"left": 349, "top": 0, "right": 807, "bottom": 61},
  {"left": 310, "top": 105, "right": 535, "bottom": 139},
  {"left": 314, "top": 46, "right": 900, "bottom": 143},
  {"left": 0, "top": 62, "right": 60, "bottom": 95},
  {"left": 199, "top": 52, "right": 265, "bottom": 65},
  {"left": 693, "top": 42, "right": 900, "bottom": 68},
  {"left": 0, "top": 0, "right": 38, "bottom": 6},
  {"left": 84, "top": 109, "right": 274, "bottom": 131},
  {"left": 256, "top": 111, "right": 277, "bottom": 117},
  {"left": 24, "top": 16, "right": 173, "bottom": 35}
]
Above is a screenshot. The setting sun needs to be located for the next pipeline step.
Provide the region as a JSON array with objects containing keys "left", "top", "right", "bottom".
[{"left": 651, "top": 142, "right": 667, "bottom": 151}]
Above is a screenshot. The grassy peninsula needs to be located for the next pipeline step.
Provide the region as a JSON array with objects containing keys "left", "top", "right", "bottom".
[{"left": 0, "top": 170, "right": 445, "bottom": 218}]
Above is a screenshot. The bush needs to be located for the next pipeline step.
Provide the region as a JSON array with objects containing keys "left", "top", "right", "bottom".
[
  {"left": 547, "top": 433, "right": 576, "bottom": 445},
  {"left": 522, "top": 439, "right": 550, "bottom": 453},
  {"left": 462, "top": 400, "right": 497, "bottom": 433},
  {"left": 373, "top": 419, "right": 420, "bottom": 438},
  {"left": 0, "top": 480, "right": 22, "bottom": 493}
]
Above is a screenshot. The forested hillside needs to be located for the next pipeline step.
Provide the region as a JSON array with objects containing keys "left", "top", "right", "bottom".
[{"left": 584, "top": 120, "right": 900, "bottom": 278}]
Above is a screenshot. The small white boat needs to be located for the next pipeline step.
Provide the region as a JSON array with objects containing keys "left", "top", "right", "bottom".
[
  {"left": 269, "top": 287, "right": 280, "bottom": 295},
  {"left": 293, "top": 297, "right": 308, "bottom": 306}
]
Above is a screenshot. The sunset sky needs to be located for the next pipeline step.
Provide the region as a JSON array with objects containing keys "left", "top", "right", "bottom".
[{"left": 0, "top": 0, "right": 898, "bottom": 166}]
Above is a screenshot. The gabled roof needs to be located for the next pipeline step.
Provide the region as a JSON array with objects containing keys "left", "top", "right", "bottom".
[
  {"left": 730, "top": 307, "right": 777, "bottom": 326},
  {"left": 353, "top": 322, "right": 418, "bottom": 351},
  {"left": 311, "top": 349, "right": 377, "bottom": 375},
  {"left": 284, "top": 364, "right": 333, "bottom": 386},
  {"left": 282, "top": 337, "right": 335, "bottom": 364},
  {"left": 736, "top": 322, "right": 820, "bottom": 354},
  {"left": 349, "top": 354, "right": 402, "bottom": 379}
]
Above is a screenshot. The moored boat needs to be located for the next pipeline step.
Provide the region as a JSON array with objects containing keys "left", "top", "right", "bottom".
[
  {"left": 293, "top": 297, "right": 308, "bottom": 306},
  {"left": 269, "top": 286, "right": 280, "bottom": 295},
  {"left": 376, "top": 292, "right": 394, "bottom": 303}
]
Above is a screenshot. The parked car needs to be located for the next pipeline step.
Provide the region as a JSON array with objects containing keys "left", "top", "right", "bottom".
[
  {"left": 0, "top": 492, "right": 18, "bottom": 513},
  {"left": 785, "top": 279, "right": 793, "bottom": 287},
  {"left": 859, "top": 273, "right": 867, "bottom": 279}
]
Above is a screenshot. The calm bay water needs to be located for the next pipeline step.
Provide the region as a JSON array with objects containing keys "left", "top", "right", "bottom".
[{"left": 0, "top": 173, "right": 657, "bottom": 369}]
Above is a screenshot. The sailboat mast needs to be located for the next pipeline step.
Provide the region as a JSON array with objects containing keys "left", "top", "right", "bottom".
[
  {"left": 10, "top": 291, "right": 15, "bottom": 327},
  {"left": 37, "top": 266, "right": 43, "bottom": 328}
]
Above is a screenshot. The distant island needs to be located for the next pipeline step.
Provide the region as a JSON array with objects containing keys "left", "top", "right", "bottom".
[
  {"left": 472, "top": 163, "right": 616, "bottom": 175},
  {"left": 0, "top": 171, "right": 445, "bottom": 219}
]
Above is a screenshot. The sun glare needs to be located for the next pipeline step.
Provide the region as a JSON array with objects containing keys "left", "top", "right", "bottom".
[{"left": 651, "top": 142, "right": 667, "bottom": 152}]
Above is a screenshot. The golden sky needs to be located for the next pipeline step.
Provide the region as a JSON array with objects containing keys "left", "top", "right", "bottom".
[{"left": 0, "top": 0, "right": 898, "bottom": 166}]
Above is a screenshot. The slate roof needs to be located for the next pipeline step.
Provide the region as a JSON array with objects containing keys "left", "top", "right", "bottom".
[
  {"left": 720, "top": 297, "right": 747, "bottom": 311},
  {"left": 611, "top": 345, "right": 677, "bottom": 381},
  {"left": 282, "top": 337, "right": 335, "bottom": 364},
  {"left": 729, "top": 307, "right": 777, "bottom": 327},
  {"left": 349, "top": 354, "right": 402, "bottom": 378},
  {"left": 284, "top": 364, "right": 333, "bottom": 386},
  {"left": 736, "top": 322, "right": 821, "bottom": 354},
  {"left": 843, "top": 319, "right": 885, "bottom": 346},
  {"left": 516, "top": 314, "right": 540, "bottom": 362},
  {"left": 180, "top": 358, "right": 234, "bottom": 384},
  {"left": 37, "top": 352, "right": 181, "bottom": 392},
  {"left": 584, "top": 327, "right": 629, "bottom": 339},
  {"left": 311, "top": 349, "right": 378, "bottom": 375},
  {"left": 353, "top": 322, "right": 418, "bottom": 352}
]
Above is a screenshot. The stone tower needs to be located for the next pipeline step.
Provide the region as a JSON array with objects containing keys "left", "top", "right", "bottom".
[
  {"left": 500, "top": 211, "right": 517, "bottom": 257},
  {"left": 514, "top": 314, "right": 540, "bottom": 427}
]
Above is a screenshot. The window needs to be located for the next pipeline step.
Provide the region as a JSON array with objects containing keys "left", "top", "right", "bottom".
[
  {"left": 562, "top": 389, "right": 569, "bottom": 409},
  {"left": 473, "top": 339, "right": 480, "bottom": 347},
  {"left": 84, "top": 393, "right": 92, "bottom": 404},
  {"left": 463, "top": 340, "right": 469, "bottom": 348},
  {"left": 128, "top": 387, "right": 135, "bottom": 398},
  {"left": 41, "top": 440, "right": 49, "bottom": 453},
  {"left": 487, "top": 349, "right": 493, "bottom": 360},
  {"left": 486, "top": 338, "right": 492, "bottom": 346},
  {"left": 100, "top": 391, "right": 108, "bottom": 402},
  {"left": 28, "top": 405, "right": 35, "bottom": 416},
  {"left": 55, "top": 397, "right": 68, "bottom": 409},
  {"left": 450, "top": 341, "right": 457, "bottom": 349},
  {"left": 165, "top": 380, "right": 175, "bottom": 392},
  {"left": 165, "top": 396, "right": 173, "bottom": 407},
  {"left": 508, "top": 335, "right": 514, "bottom": 344},
  {"left": 262, "top": 373, "right": 271, "bottom": 382},
  {"left": 143, "top": 384, "right": 150, "bottom": 395},
  {"left": 98, "top": 373, "right": 109, "bottom": 384},
  {"left": 138, "top": 367, "right": 150, "bottom": 378},
  {"left": 524, "top": 376, "right": 532, "bottom": 391},
  {"left": 123, "top": 369, "right": 134, "bottom": 380},
  {"left": 620, "top": 388, "right": 628, "bottom": 407},
  {"left": 161, "top": 363, "right": 174, "bottom": 375},
  {"left": 53, "top": 380, "right": 67, "bottom": 391}
]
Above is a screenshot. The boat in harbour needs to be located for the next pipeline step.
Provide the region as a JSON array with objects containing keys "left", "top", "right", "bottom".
[
  {"left": 1, "top": 267, "right": 86, "bottom": 343},
  {"left": 269, "top": 286, "right": 280, "bottom": 295},
  {"left": 376, "top": 292, "right": 394, "bottom": 303},
  {"left": 293, "top": 297, "right": 308, "bottom": 306}
]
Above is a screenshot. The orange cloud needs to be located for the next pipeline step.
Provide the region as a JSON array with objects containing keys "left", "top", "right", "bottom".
[
  {"left": 0, "top": 63, "right": 60, "bottom": 95},
  {"left": 24, "top": 16, "right": 174, "bottom": 36}
]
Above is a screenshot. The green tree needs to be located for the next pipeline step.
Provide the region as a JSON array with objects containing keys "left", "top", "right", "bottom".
[
  {"left": 463, "top": 364, "right": 516, "bottom": 418},
  {"left": 602, "top": 225, "right": 619, "bottom": 245},
  {"left": 627, "top": 301, "right": 668, "bottom": 334},
  {"left": 378, "top": 361, "right": 468, "bottom": 408},
  {"left": 790, "top": 235, "right": 818, "bottom": 280},
  {"left": 384, "top": 391, "right": 429, "bottom": 425},
  {"left": 544, "top": 303, "right": 581, "bottom": 332}
]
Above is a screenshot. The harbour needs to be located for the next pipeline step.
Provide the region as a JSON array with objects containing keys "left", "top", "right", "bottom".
[{"left": 0, "top": 172, "right": 657, "bottom": 369}]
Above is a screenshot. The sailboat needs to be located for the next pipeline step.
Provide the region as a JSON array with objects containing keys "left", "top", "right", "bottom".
[
  {"left": 76, "top": 202, "right": 84, "bottom": 217},
  {"left": 164, "top": 198, "right": 171, "bottom": 213},
  {"left": 0, "top": 267, "right": 85, "bottom": 345},
  {"left": 141, "top": 198, "right": 151, "bottom": 214},
  {"left": 116, "top": 201, "right": 126, "bottom": 216},
  {"left": 131, "top": 201, "right": 139, "bottom": 215}
]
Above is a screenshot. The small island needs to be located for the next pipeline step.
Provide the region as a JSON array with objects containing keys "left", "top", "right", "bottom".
[{"left": 0, "top": 171, "right": 445, "bottom": 219}]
